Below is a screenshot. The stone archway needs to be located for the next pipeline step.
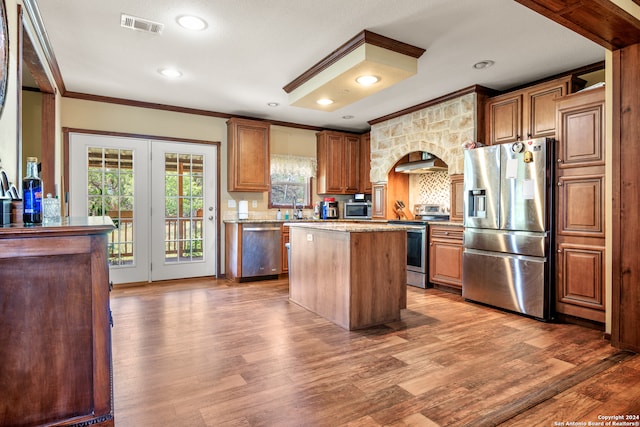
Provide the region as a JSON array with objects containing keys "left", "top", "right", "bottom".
[{"left": 369, "top": 92, "right": 477, "bottom": 182}]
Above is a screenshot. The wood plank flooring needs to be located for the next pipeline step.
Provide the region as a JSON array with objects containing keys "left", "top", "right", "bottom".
[{"left": 110, "top": 278, "right": 640, "bottom": 426}]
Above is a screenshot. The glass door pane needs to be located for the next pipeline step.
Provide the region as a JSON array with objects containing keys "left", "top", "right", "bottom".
[
  {"left": 87, "top": 147, "right": 135, "bottom": 266},
  {"left": 163, "top": 152, "right": 204, "bottom": 263}
]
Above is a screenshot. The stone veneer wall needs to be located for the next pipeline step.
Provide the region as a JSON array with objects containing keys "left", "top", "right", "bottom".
[{"left": 369, "top": 92, "right": 477, "bottom": 182}]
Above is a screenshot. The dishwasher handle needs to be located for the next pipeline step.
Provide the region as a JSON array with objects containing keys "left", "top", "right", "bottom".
[{"left": 243, "top": 227, "right": 281, "bottom": 232}]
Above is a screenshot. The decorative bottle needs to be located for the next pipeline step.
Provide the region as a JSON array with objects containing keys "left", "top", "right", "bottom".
[{"left": 23, "top": 157, "right": 43, "bottom": 224}]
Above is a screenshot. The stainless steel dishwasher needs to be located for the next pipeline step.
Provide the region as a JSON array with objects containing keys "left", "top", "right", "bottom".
[{"left": 241, "top": 224, "right": 282, "bottom": 277}]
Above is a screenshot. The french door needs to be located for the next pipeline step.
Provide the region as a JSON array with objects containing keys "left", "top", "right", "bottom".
[{"left": 69, "top": 133, "right": 217, "bottom": 284}]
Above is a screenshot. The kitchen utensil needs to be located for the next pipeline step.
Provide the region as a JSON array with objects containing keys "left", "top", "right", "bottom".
[
  {"left": 0, "top": 170, "right": 9, "bottom": 196},
  {"left": 9, "top": 185, "right": 19, "bottom": 200}
]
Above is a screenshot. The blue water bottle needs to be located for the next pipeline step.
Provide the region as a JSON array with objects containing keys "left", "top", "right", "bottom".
[{"left": 23, "top": 157, "right": 43, "bottom": 224}]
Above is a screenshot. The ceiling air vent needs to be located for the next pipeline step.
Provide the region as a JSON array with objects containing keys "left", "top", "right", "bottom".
[{"left": 120, "top": 14, "right": 164, "bottom": 34}]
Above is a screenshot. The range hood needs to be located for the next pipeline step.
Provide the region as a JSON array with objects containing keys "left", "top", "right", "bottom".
[{"left": 394, "top": 152, "right": 448, "bottom": 174}]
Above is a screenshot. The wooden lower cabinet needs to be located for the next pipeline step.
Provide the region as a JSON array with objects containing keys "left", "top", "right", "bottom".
[
  {"left": 0, "top": 218, "right": 115, "bottom": 427},
  {"left": 556, "top": 242, "right": 605, "bottom": 322},
  {"left": 429, "top": 225, "right": 463, "bottom": 291}
]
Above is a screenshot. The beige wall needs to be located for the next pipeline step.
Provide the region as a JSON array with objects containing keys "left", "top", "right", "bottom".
[
  {"left": 60, "top": 97, "right": 319, "bottom": 275},
  {"left": 21, "top": 90, "right": 42, "bottom": 165}
]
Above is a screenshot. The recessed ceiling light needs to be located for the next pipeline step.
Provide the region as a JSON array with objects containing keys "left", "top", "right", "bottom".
[
  {"left": 473, "top": 60, "right": 495, "bottom": 70},
  {"left": 316, "top": 98, "right": 334, "bottom": 106},
  {"left": 158, "top": 68, "right": 182, "bottom": 78},
  {"left": 356, "top": 75, "right": 379, "bottom": 86},
  {"left": 267, "top": 102, "right": 279, "bottom": 107},
  {"left": 176, "top": 15, "right": 207, "bottom": 31}
]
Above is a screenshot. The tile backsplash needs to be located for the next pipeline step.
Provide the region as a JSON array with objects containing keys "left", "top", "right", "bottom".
[{"left": 409, "top": 171, "right": 451, "bottom": 210}]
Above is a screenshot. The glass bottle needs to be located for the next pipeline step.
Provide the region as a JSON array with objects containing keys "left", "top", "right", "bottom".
[{"left": 23, "top": 157, "right": 43, "bottom": 224}]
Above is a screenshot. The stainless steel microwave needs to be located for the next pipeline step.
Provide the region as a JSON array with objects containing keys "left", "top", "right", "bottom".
[{"left": 343, "top": 202, "right": 372, "bottom": 219}]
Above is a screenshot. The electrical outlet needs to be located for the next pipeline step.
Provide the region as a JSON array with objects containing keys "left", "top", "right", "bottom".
[
  {"left": 228, "top": 200, "right": 236, "bottom": 208},
  {"left": 307, "top": 233, "right": 313, "bottom": 242},
  {"left": 252, "top": 200, "right": 257, "bottom": 208}
]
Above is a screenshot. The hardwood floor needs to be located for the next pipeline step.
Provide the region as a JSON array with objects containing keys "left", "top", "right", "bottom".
[{"left": 110, "top": 278, "right": 640, "bottom": 426}]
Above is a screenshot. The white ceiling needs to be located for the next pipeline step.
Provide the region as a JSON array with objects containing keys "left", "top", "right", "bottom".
[{"left": 32, "top": 0, "right": 605, "bottom": 132}]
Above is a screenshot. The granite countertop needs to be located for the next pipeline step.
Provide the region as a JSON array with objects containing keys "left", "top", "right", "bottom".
[
  {"left": 285, "top": 222, "right": 416, "bottom": 233},
  {"left": 223, "top": 219, "right": 387, "bottom": 224},
  {"left": 223, "top": 218, "right": 463, "bottom": 227}
]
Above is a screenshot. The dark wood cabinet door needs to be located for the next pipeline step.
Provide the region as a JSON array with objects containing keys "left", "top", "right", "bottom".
[
  {"left": 557, "top": 174, "right": 605, "bottom": 237},
  {"left": 557, "top": 89, "right": 605, "bottom": 169},
  {"left": 429, "top": 226, "right": 463, "bottom": 289},
  {"left": 429, "top": 240, "right": 463, "bottom": 289},
  {"left": 360, "top": 133, "right": 372, "bottom": 193},
  {"left": 525, "top": 81, "right": 566, "bottom": 139},
  {"left": 324, "top": 133, "right": 345, "bottom": 193},
  {"left": 227, "top": 118, "right": 270, "bottom": 192},
  {"left": 486, "top": 93, "right": 522, "bottom": 144},
  {"left": 556, "top": 242, "right": 605, "bottom": 322},
  {"left": 343, "top": 135, "right": 361, "bottom": 193}
]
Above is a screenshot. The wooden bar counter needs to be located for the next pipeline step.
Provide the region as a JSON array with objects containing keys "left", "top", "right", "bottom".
[
  {"left": 287, "top": 222, "right": 407, "bottom": 330},
  {"left": 0, "top": 217, "right": 115, "bottom": 427}
]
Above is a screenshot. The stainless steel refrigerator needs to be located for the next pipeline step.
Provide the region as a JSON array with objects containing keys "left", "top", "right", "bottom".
[{"left": 462, "top": 138, "right": 554, "bottom": 320}]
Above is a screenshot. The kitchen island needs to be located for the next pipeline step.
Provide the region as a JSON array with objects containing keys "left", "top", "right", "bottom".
[{"left": 287, "top": 222, "right": 407, "bottom": 330}]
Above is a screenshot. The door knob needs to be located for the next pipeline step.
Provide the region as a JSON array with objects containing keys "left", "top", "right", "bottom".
[
  {"left": 209, "top": 207, "right": 214, "bottom": 211},
  {"left": 208, "top": 216, "right": 213, "bottom": 220}
]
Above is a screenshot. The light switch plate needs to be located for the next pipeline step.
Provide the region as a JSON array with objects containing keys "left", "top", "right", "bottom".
[
  {"left": 307, "top": 234, "right": 313, "bottom": 242},
  {"left": 228, "top": 200, "right": 236, "bottom": 208}
]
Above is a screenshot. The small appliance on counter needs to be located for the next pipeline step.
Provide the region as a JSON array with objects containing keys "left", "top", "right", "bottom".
[
  {"left": 343, "top": 198, "right": 371, "bottom": 219},
  {"left": 238, "top": 200, "right": 249, "bottom": 220},
  {"left": 319, "top": 198, "right": 339, "bottom": 220}
]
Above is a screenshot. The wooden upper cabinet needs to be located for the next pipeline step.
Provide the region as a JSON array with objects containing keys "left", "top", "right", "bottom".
[
  {"left": 360, "top": 133, "right": 372, "bottom": 194},
  {"left": 487, "top": 93, "right": 522, "bottom": 145},
  {"left": 316, "top": 130, "right": 360, "bottom": 195},
  {"left": 227, "top": 118, "right": 270, "bottom": 192},
  {"left": 556, "top": 87, "right": 605, "bottom": 169},
  {"left": 344, "top": 135, "right": 361, "bottom": 193},
  {"left": 449, "top": 174, "right": 464, "bottom": 222},
  {"left": 524, "top": 78, "right": 570, "bottom": 139},
  {"left": 486, "top": 75, "right": 584, "bottom": 145}
]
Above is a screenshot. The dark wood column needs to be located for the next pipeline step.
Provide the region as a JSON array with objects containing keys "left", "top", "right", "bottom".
[{"left": 611, "top": 44, "right": 640, "bottom": 352}]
